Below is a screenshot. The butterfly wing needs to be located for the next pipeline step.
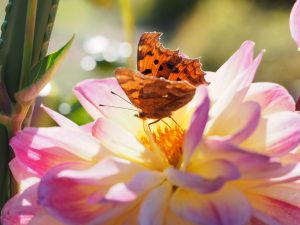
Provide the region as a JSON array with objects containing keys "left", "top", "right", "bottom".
[
  {"left": 137, "top": 32, "right": 207, "bottom": 86},
  {"left": 115, "top": 67, "right": 196, "bottom": 119}
]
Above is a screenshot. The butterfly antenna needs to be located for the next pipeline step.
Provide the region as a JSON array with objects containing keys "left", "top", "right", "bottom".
[
  {"left": 99, "top": 104, "right": 139, "bottom": 112},
  {"left": 110, "top": 91, "right": 133, "bottom": 106}
]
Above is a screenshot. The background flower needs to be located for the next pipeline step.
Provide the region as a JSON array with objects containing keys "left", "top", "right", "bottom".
[{"left": 290, "top": 0, "right": 300, "bottom": 50}]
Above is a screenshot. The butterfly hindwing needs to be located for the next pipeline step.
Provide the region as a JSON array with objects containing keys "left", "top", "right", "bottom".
[{"left": 115, "top": 67, "right": 196, "bottom": 119}]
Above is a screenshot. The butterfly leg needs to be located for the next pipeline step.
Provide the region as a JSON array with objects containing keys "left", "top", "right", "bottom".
[
  {"left": 161, "top": 119, "right": 172, "bottom": 129},
  {"left": 169, "top": 116, "right": 183, "bottom": 131},
  {"left": 148, "top": 119, "right": 161, "bottom": 131}
]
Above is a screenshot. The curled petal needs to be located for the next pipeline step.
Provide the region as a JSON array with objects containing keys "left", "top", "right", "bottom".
[
  {"left": 290, "top": 0, "right": 300, "bottom": 50},
  {"left": 10, "top": 127, "right": 102, "bottom": 161},
  {"left": 203, "top": 139, "right": 288, "bottom": 179},
  {"left": 165, "top": 161, "right": 239, "bottom": 194},
  {"left": 170, "top": 187, "right": 251, "bottom": 225},
  {"left": 9, "top": 158, "right": 40, "bottom": 192},
  {"left": 38, "top": 157, "right": 144, "bottom": 225},
  {"left": 241, "top": 111, "right": 300, "bottom": 156},
  {"left": 182, "top": 87, "right": 209, "bottom": 168},
  {"left": 10, "top": 134, "right": 84, "bottom": 177},
  {"left": 99, "top": 171, "right": 164, "bottom": 203},
  {"left": 9, "top": 158, "right": 38, "bottom": 183},
  {"left": 139, "top": 182, "right": 172, "bottom": 225},
  {"left": 245, "top": 82, "right": 295, "bottom": 115},
  {"left": 1, "top": 184, "right": 40, "bottom": 225},
  {"left": 207, "top": 101, "right": 260, "bottom": 144}
]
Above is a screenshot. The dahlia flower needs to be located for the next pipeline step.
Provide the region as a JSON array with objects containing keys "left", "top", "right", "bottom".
[{"left": 2, "top": 39, "right": 300, "bottom": 225}]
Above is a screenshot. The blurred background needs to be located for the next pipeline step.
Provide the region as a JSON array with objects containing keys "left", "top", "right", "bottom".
[{"left": 0, "top": 0, "right": 299, "bottom": 126}]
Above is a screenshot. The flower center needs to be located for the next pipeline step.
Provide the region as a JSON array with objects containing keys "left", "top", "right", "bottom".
[{"left": 140, "top": 126, "right": 185, "bottom": 167}]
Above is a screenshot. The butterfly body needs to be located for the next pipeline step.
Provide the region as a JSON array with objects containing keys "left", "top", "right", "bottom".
[{"left": 115, "top": 32, "right": 207, "bottom": 120}]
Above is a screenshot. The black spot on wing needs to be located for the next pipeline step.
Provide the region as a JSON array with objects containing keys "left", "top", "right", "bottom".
[{"left": 142, "top": 69, "right": 152, "bottom": 75}]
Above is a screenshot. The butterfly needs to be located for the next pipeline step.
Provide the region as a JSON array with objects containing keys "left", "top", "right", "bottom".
[{"left": 115, "top": 32, "right": 207, "bottom": 121}]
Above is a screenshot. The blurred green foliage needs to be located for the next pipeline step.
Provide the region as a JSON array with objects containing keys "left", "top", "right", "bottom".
[{"left": 1, "top": 0, "right": 298, "bottom": 126}]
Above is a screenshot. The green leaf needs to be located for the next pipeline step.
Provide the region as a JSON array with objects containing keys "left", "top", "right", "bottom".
[
  {"left": 0, "top": 0, "right": 28, "bottom": 100},
  {"left": 32, "top": 0, "right": 60, "bottom": 67},
  {"left": 15, "top": 35, "right": 74, "bottom": 105},
  {"left": 0, "top": 0, "right": 61, "bottom": 102}
]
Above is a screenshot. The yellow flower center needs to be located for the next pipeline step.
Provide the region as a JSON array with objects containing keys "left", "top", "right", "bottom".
[{"left": 140, "top": 126, "right": 185, "bottom": 167}]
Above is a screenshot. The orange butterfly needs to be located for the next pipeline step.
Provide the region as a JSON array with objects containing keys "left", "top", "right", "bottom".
[{"left": 115, "top": 32, "right": 207, "bottom": 121}]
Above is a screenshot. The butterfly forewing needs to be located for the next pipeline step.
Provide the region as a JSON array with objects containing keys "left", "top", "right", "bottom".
[{"left": 137, "top": 32, "right": 207, "bottom": 86}]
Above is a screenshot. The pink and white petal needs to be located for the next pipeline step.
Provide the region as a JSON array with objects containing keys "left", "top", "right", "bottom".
[
  {"left": 241, "top": 111, "right": 300, "bottom": 156},
  {"left": 9, "top": 158, "right": 39, "bottom": 185},
  {"left": 11, "top": 140, "right": 83, "bottom": 178},
  {"left": 41, "top": 105, "right": 78, "bottom": 129},
  {"left": 204, "top": 71, "right": 216, "bottom": 83},
  {"left": 170, "top": 187, "right": 251, "bottom": 225},
  {"left": 209, "top": 41, "right": 255, "bottom": 102},
  {"left": 88, "top": 202, "right": 138, "bottom": 225},
  {"left": 11, "top": 127, "right": 102, "bottom": 161},
  {"left": 38, "top": 157, "right": 146, "bottom": 224},
  {"left": 99, "top": 171, "right": 164, "bottom": 203},
  {"left": 38, "top": 161, "right": 128, "bottom": 225},
  {"left": 290, "top": 0, "right": 300, "bottom": 50},
  {"left": 52, "top": 156, "right": 146, "bottom": 185},
  {"left": 209, "top": 51, "right": 264, "bottom": 120},
  {"left": 1, "top": 184, "right": 40, "bottom": 225},
  {"left": 182, "top": 87, "right": 209, "bottom": 169},
  {"left": 250, "top": 210, "right": 282, "bottom": 225},
  {"left": 28, "top": 210, "right": 64, "bottom": 225},
  {"left": 165, "top": 162, "right": 239, "bottom": 194},
  {"left": 248, "top": 193, "right": 300, "bottom": 225},
  {"left": 202, "top": 139, "right": 287, "bottom": 179},
  {"left": 165, "top": 209, "right": 197, "bottom": 225},
  {"left": 245, "top": 82, "right": 295, "bottom": 115},
  {"left": 81, "top": 122, "right": 95, "bottom": 133},
  {"left": 92, "top": 118, "right": 168, "bottom": 169},
  {"left": 252, "top": 183, "right": 300, "bottom": 208},
  {"left": 74, "top": 78, "right": 143, "bottom": 135},
  {"left": 187, "top": 159, "right": 240, "bottom": 180},
  {"left": 139, "top": 182, "right": 172, "bottom": 225},
  {"left": 206, "top": 101, "right": 260, "bottom": 145}
]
